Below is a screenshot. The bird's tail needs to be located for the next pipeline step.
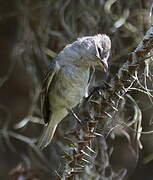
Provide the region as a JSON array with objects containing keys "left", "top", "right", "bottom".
[
  {"left": 37, "top": 118, "right": 57, "bottom": 150},
  {"left": 37, "top": 110, "right": 67, "bottom": 150}
]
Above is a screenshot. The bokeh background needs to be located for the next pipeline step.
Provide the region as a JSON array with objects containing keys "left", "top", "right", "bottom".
[{"left": 0, "top": 0, "right": 153, "bottom": 179}]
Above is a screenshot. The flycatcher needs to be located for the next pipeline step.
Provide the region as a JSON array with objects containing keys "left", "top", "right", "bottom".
[{"left": 38, "top": 34, "right": 111, "bottom": 149}]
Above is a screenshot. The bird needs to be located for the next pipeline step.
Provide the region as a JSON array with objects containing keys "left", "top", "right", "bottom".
[{"left": 37, "top": 34, "right": 111, "bottom": 149}]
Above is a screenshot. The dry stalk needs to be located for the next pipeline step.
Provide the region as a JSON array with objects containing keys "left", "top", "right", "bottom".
[{"left": 55, "top": 26, "right": 153, "bottom": 180}]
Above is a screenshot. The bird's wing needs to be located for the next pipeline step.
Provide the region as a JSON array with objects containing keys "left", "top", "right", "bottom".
[{"left": 41, "top": 60, "right": 60, "bottom": 124}]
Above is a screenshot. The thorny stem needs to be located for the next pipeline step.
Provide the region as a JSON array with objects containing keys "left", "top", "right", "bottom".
[{"left": 56, "top": 26, "right": 153, "bottom": 179}]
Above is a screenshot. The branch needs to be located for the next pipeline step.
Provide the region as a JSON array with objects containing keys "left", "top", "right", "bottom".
[{"left": 57, "top": 26, "right": 153, "bottom": 179}]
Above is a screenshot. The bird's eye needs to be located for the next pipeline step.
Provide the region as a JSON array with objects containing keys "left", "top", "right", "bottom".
[
  {"left": 103, "top": 51, "right": 110, "bottom": 60},
  {"left": 97, "top": 47, "right": 110, "bottom": 60},
  {"left": 104, "top": 52, "right": 108, "bottom": 58}
]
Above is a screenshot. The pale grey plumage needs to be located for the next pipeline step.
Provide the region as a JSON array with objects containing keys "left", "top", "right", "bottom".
[{"left": 38, "top": 34, "right": 111, "bottom": 149}]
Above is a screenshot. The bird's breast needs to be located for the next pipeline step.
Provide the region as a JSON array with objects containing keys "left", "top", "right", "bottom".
[{"left": 49, "top": 65, "right": 90, "bottom": 110}]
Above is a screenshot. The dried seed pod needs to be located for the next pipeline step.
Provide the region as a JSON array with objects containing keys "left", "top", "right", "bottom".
[
  {"left": 63, "top": 153, "right": 73, "bottom": 161},
  {"left": 74, "top": 153, "right": 84, "bottom": 161}
]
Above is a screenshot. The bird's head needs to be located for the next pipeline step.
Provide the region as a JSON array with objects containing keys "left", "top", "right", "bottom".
[
  {"left": 59, "top": 34, "right": 111, "bottom": 71},
  {"left": 94, "top": 34, "right": 111, "bottom": 72}
]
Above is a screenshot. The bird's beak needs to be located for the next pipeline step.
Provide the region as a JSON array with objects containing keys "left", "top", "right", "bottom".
[{"left": 97, "top": 58, "right": 108, "bottom": 72}]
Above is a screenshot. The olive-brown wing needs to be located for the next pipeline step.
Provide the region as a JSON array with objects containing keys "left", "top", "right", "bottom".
[{"left": 41, "top": 60, "right": 60, "bottom": 123}]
